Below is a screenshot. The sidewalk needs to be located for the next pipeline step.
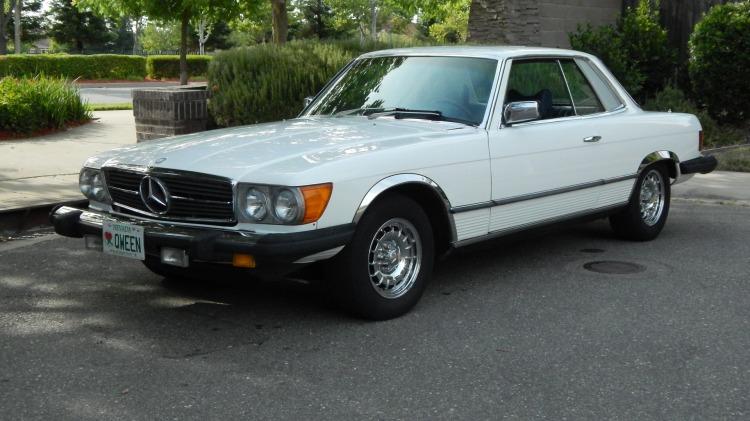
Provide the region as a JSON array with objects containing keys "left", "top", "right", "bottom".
[
  {"left": 0, "top": 110, "right": 135, "bottom": 212},
  {"left": 672, "top": 171, "right": 750, "bottom": 205}
]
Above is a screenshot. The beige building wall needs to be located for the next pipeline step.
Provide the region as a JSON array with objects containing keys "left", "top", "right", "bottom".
[
  {"left": 468, "top": 0, "right": 622, "bottom": 48},
  {"left": 539, "top": 0, "right": 621, "bottom": 47}
]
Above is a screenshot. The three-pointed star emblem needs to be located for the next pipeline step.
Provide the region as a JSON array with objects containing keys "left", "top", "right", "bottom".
[{"left": 139, "top": 176, "right": 170, "bottom": 214}]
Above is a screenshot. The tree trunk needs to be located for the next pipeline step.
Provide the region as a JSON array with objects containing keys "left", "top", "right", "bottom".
[
  {"left": 179, "top": 9, "right": 189, "bottom": 85},
  {"left": 13, "top": 0, "right": 20, "bottom": 54},
  {"left": 271, "top": 0, "right": 287, "bottom": 45},
  {"left": 132, "top": 18, "right": 140, "bottom": 56},
  {"left": 370, "top": 0, "right": 377, "bottom": 41}
]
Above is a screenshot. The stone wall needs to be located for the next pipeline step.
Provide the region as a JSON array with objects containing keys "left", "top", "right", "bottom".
[{"left": 468, "top": 0, "right": 621, "bottom": 48}]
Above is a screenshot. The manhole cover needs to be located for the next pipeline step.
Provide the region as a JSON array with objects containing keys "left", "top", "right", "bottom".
[{"left": 583, "top": 260, "right": 646, "bottom": 274}]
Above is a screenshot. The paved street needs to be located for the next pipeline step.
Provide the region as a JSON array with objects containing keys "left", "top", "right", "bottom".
[
  {"left": 1, "top": 201, "right": 748, "bottom": 420},
  {"left": 78, "top": 82, "right": 205, "bottom": 105}
]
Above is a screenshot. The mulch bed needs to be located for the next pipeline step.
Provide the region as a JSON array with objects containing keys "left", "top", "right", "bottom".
[{"left": 0, "top": 119, "right": 92, "bottom": 141}]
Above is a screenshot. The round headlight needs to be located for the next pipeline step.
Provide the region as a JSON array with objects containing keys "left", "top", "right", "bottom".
[
  {"left": 245, "top": 188, "right": 268, "bottom": 221},
  {"left": 91, "top": 172, "right": 107, "bottom": 202},
  {"left": 274, "top": 189, "right": 300, "bottom": 223},
  {"left": 79, "top": 169, "right": 94, "bottom": 198}
]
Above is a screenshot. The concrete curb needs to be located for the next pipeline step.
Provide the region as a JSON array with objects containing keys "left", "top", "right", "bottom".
[{"left": 0, "top": 200, "right": 87, "bottom": 237}]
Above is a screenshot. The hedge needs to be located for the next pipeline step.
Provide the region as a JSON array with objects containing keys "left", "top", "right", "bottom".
[
  {"left": 0, "top": 54, "right": 146, "bottom": 80},
  {"left": 207, "top": 39, "right": 423, "bottom": 126},
  {"left": 0, "top": 76, "right": 91, "bottom": 134},
  {"left": 689, "top": 1, "right": 750, "bottom": 123},
  {"left": 146, "top": 55, "right": 212, "bottom": 79}
]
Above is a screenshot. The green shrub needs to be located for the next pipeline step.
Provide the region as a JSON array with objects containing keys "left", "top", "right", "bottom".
[
  {"left": 643, "top": 85, "right": 743, "bottom": 148},
  {"left": 0, "top": 76, "right": 92, "bottom": 134},
  {"left": 569, "top": 24, "right": 645, "bottom": 97},
  {"left": 569, "top": 0, "right": 674, "bottom": 100},
  {"left": 146, "top": 55, "right": 212, "bottom": 80},
  {"left": 689, "top": 1, "right": 750, "bottom": 123},
  {"left": 207, "top": 39, "right": 416, "bottom": 126},
  {"left": 0, "top": 55, "right": 146, "bottom": 80}
]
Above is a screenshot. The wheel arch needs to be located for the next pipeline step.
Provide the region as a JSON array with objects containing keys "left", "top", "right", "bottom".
[
  {"left": 639, "top": 150, "right": 680, "bottom": 179},
  {"left": 353, "top": 174, "right": 456, "bottom": 256}
]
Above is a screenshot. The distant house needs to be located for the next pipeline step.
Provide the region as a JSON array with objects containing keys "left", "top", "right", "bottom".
[
  {"left": 468, "top": 0, "right": 735, "bottom": 56},
  {"left": 29, "top": 38, "right": 51, "bottom": 54}
]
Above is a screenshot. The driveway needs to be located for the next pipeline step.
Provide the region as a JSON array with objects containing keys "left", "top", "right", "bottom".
[{"left": 1, "top": 201, "right": 748, "bottom": 420}]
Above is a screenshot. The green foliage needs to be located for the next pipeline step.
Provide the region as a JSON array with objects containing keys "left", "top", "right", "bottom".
[
  {"left": 569, "top": 24, "right": 645, "bottom": 97},
  {"left": 146, "top": 55, "right": 211, "bottom": 79},
  {"left": 47, "top": 0, "right": 114, "bottom": 53},
  {"left": 0, "top": 54, "right": 147, "bottom": 79},
  {"left": 140, "top": 21, "right": 181, "bottom": 52},
  {"left": 643, "top": 85, "right": 743, "bottom": 148},
  {"left": 207, "top": 39, "right": 415, "bottom": 126},
  {"left": 619, "top": 0, "right": 674, "bottom": 96},
  {"left": 689, "top": 1, "right": 750, "bottom": 123},
  {"left": 569, "top": 0, "right": 673, "bottom": 99},
  {"left": 0, "top": 76, "right": 91, "bottom": 134}
]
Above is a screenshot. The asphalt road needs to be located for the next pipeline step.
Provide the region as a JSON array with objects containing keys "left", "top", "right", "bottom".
[{"left": 1, "top": 201, "right": 748, "bottom": 420}]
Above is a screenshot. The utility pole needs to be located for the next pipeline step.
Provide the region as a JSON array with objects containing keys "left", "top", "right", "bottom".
[{"left": 13, "top": 0, "right": 20, "bottom": 53}]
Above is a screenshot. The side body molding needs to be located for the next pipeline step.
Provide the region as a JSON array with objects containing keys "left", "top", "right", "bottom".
[
  {"left": 352, "top": 174, "right": 457, "bottom": 243},
  {"left": 640, "top": 150, "right": 681, "bottom": 179}
]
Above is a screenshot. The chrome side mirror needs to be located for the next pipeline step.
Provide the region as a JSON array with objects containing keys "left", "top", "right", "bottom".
[
  {"left": 503, "top": 101, "right": 540, "bottom": 126},
  {"left": 303, "top": 96, "right": 314, "bottom": 108}
]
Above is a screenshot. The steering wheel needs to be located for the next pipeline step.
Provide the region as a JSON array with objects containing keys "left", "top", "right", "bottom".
[{"left": 433, "top": 99, "right": 473, "bottom": 121}]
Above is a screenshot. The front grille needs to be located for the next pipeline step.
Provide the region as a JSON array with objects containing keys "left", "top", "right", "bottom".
[{"left": 103, "top": 167, "right": 236, "bottom": 225}]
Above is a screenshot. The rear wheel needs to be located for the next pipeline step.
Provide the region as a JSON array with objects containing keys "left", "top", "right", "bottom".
[
  {"left": 610, "top": 163, "right": 671, "bottom": 241},
  {"left": 331, "top": 194, "right": 434, "bottom": 320}
]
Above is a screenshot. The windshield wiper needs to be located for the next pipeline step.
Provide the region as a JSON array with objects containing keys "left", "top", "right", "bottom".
[
  {"left": 334, "top": 107, "right": 387, "bottom": 117},
  {"left": 368, "top": 108, "right": 478, "bottom": 127}
]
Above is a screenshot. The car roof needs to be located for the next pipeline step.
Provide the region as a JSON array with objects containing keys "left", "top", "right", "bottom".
[{"left": 359, "top": 45, "right": 595, "bottom": 61}]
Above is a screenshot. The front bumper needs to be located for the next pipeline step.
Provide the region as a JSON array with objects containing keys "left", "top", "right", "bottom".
[
  {"left": 680, "top": 155, "right": 718, "bottom": 175},
  {"left": 50, "top": 205, "right": 354, "bottom": 270}
]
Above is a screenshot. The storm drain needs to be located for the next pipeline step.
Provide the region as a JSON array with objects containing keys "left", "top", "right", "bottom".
[{"left": 583, "top": 260, "right": 646, "bottom": 275}]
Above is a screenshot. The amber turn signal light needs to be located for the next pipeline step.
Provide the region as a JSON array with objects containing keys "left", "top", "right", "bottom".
[
  {"left": 233, "top": 253, "right": 256, "bottom": 268},
  {"left": 300, "top": 183, "right": 333, "bottom": 224}
]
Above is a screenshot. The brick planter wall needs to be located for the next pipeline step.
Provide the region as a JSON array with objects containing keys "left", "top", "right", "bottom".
[{"left": 132, "top": 85, "right": 209, "bottom": 142}]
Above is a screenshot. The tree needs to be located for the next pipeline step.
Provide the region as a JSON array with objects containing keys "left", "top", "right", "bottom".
[
  {"left": 140, "top": 20, "right": 180, "bottom": 52},
  {"left": 270, "top": 0, "right": 287, "bottom": 44},
  {"left": 195, "top": 15, "right": 210, "bottom": 54},
  {"left": 79, "top": 0, "right": 240, "bottom": 85},
  {"left": 12, "top": 0, "right": 18, "bottom": 53},
  {"left": 0, "top": 0, "right": 14, "bottom": 54},
  {"left": 48, "top": 0, "right": 113, "bottom": 53}
]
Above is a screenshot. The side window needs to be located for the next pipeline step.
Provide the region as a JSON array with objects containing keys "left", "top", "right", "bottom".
[
  {"left": 504, "top": 59, "right": 575, "bottom": 121},
  {"left": 559, "top": 60, "right": 605, "bottom": 115},
  {"left": 574, "top": 58, "right": 624, "bottom": 112}
]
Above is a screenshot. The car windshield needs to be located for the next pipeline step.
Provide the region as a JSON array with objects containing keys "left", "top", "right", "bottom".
[{"left": 306, "top": 56, "right": 498, "bottom": 126}]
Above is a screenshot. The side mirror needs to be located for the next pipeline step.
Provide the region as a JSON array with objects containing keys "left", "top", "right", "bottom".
[
  {"left": 503, "top": 101, "right": 540, "bottom": 126},
  {"left": 303, "top": 96, "right": 314, "bottom": 108}
]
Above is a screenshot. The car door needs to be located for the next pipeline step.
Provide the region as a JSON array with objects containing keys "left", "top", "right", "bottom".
[{"left": 486, "top": 57, "right": 618, "bottom": 233}]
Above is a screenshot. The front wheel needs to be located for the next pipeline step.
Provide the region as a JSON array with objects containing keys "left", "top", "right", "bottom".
[
  {"left": 331, "top": 194, "right": 434, "bottom": 320},
  {"left": 610, "top": 163, "right": 671, "bottom": 241}
]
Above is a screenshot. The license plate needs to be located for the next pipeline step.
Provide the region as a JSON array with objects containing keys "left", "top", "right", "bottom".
[{"left": 102, "top": 220, "right": 145, "bottom": 260}]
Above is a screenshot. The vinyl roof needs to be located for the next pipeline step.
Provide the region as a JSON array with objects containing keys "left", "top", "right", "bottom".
[{"left": 359, "top": 45, "right": 596, "bottom": 61}]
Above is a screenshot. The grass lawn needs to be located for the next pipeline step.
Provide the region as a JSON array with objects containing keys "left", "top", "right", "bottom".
[
  {"left": 715, "top": 146, "right": 750, "bottom": 172},
  {"left": 87, "top": 103, "right": 133, "bottom": 111}
]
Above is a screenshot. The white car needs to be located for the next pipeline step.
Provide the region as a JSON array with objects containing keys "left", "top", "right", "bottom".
[{"left": 52, "top": 46, "right": 717, "bottom": 319}]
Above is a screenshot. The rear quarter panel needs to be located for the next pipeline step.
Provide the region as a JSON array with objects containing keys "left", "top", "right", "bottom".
[{"left": 593, "top": 109, "right": 702, "bottom": 178}]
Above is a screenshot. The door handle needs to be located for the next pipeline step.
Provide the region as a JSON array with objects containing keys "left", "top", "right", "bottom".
[{"left": 583, "top": 136, "right": 602, "bottom": 143}]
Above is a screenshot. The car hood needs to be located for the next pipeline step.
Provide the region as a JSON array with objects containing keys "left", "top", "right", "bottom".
[{"left": 86, "top": 116, "right": 469, "bottom": 182}]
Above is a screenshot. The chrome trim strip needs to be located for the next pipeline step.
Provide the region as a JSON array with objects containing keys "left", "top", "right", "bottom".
[
  {"left": 353, "top": 174, "right": 458, "bottom": 243},
  {"left": 293, "top": 246, "right": 345, "bottom": 264},
  {"left": 451, "top": 174, "right": 637, "bottom": 213},
  {"left": 452, "top": 202, "right": 628, "bottom": 248}
]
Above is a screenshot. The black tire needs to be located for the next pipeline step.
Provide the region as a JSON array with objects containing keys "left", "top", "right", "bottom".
[
  {"left": 330, "top": 193, "right": 435, "bottom": 320},
  {"left": 610, "top": 163, "right": 671, "bottom": 241}
]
